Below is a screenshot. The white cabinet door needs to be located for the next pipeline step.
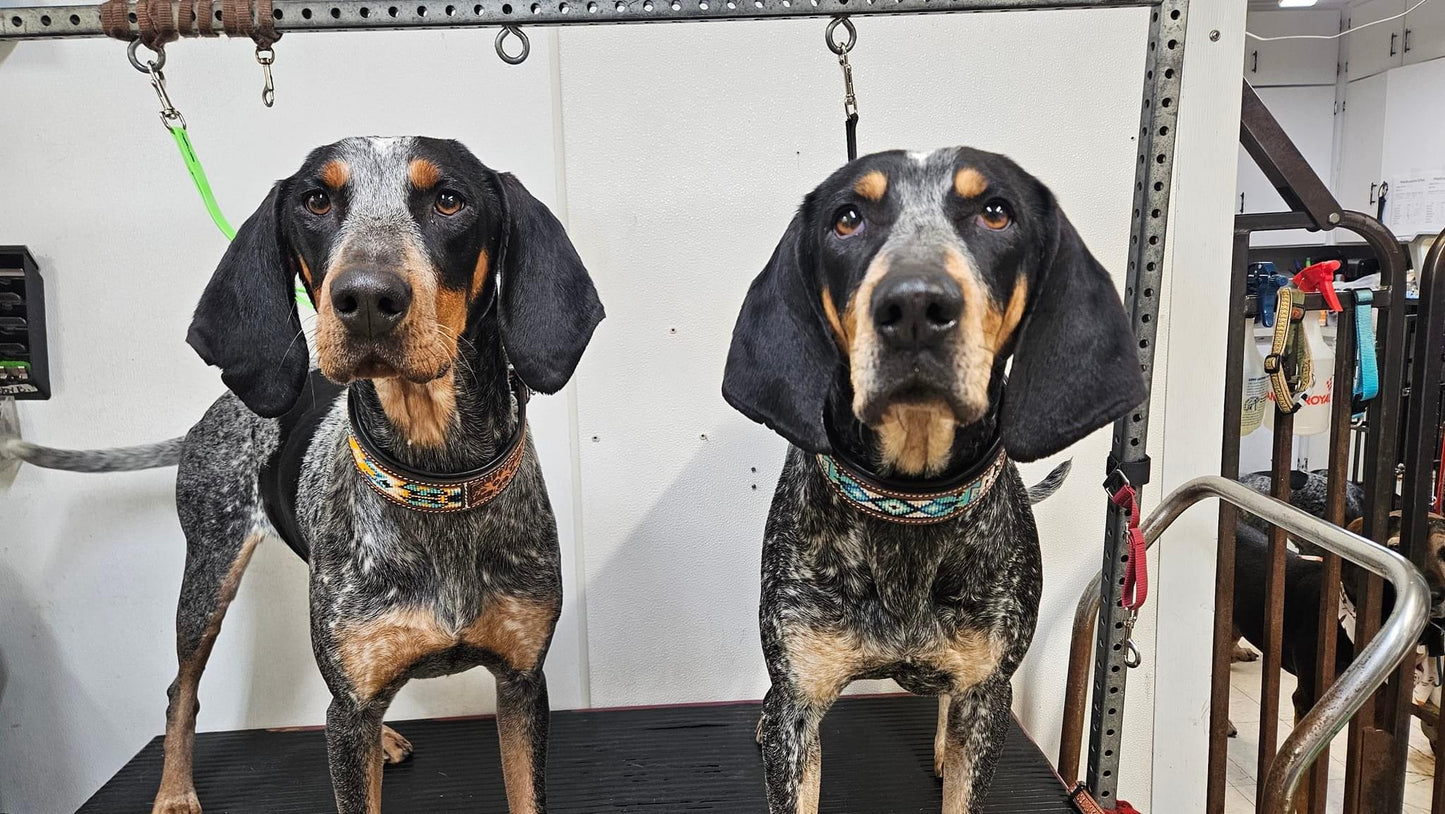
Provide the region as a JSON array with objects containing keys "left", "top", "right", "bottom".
[
  {"left": 1381, "top": 58, "right": 1445, "bottom": 239},
  {"left": 1404, "top": 0, "right": 1445, "bottom": 65},
  {"left": 1238, "top": 85, "right": 1339, "bottom": 246},
  {"left": 1334, "top": 73, "right": 1389, "bottom": 243},
  {"left": 1245, "top": 10, "right": 1342, "bottom": 86},
  {"left": 1346, "top": 0, "right": 1407, "bottom": 80}
]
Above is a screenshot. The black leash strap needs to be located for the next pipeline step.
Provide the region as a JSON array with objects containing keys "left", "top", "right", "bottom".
[{"left": 827, "top": 16, "right": 859, "bottom": 162}]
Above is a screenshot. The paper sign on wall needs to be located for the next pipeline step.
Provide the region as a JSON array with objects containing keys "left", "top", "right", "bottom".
[{"left": 1386, "top": 171, "right": 1445, "bottom": 240}]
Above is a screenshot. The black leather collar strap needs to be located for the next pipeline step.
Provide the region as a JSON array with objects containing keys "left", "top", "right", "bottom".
[{"left": 347, "top": 373, "right": 530, "bottom": 513}]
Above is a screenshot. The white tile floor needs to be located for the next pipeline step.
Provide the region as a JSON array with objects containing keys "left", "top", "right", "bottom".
[{"left": 1227, "top": 657, "right": 1438, "bottom": 814}]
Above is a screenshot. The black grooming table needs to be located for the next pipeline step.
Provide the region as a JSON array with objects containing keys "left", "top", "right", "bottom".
[{"left": 81, "top": 694, "right": 1073, "bottom": 812}]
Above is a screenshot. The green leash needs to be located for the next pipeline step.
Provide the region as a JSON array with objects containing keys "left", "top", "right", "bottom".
[
  {"left": 169, "top": 127, "right": 236, "bottom": 241},
  {"left": 170, "top": 126, "right": 311, "bottom": 307},
  {"left": 134, "top": 42, "right": 309, "bottom": 307}
]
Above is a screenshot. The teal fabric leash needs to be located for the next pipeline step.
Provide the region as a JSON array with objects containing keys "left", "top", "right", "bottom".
[{"left": 1353, "top": 290, "right": 1378, "bottom": 417}]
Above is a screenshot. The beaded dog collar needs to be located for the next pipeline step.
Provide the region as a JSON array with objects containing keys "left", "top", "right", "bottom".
[
  {"left": 348, "top": 376, "right": 529, "bottom": 514},
  {"left": 817, "top": 439, "right": 1008, "bottom": 525}
]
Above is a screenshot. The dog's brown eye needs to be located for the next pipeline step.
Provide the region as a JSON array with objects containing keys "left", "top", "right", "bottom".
[
  {"left": 834, "top": 206, "right": 864, "bottom": 238},
  {"left": 979, "top": 200, "right": 1012, "bottom": 231},
  {"left": 436, "top": 190, "right": 465, "bottom": 217},
  {"left": 304, "top": 190, "right": 331, "bottom": 216}
]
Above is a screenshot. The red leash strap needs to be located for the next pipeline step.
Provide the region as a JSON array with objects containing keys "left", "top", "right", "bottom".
[{"left": 1109, "top": 484, "right": 1148, "bottom": 611}]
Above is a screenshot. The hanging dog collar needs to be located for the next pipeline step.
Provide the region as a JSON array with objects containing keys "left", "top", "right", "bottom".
[
  {"left": 1264, "top": 286, "right": 1311, "bottom": 415},
  {"left": 816, "top": 437, "right": 1008, "bottom": 525},
  {"left": 348, "top": 373, "right": 529, "bottom": 513}
]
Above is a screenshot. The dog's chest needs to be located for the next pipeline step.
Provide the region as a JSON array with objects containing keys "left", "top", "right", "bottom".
[{"left": 298, "top": 420, "right": 560, "bottom": 624}]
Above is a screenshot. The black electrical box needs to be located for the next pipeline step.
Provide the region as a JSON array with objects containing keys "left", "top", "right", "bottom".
[{"left": 0, "top": 247, "right": 50, "bottom": 400}]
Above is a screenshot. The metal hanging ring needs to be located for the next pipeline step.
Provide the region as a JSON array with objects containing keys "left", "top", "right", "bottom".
[
  {"left": 127, "top": 39, "right": 167, "bottom": 73},
  {"left": 825, "top": 15, "right": 856, "bottom": 56},
  {"left": 495, "top": 26, "right": 530, "bottom": 65}
]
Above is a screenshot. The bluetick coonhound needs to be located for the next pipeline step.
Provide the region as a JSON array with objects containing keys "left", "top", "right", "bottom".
[
  {"left": 722, "top": 148, "right": 1145, "bottom": 813},
  {"left": 2, "top": 137, "right": 603, "bottom": 814}
]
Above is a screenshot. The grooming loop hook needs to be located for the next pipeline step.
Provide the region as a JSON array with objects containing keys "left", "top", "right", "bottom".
[
  {"left": 826, "top": 16, "right": 857, "bottom": 119},
  {"left": 256, "top": 46, "right": 276, "bottom": 108},
  {"left": 128, "top": 40, "right": 187, "bottom": 131},
  {"left": 495, "top": 25, "right": 530, "bottom": 65},
  {"left": 1122, "top": 609, "right": 1142, "bottom": 669}
]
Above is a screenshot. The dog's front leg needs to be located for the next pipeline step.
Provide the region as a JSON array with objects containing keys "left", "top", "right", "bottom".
[
  {"left": 326, "top": 696, "right": 389, "bottom": 814},
  {"left": 494, "top": 668, "right": 550, "bottom": 814},
  {"left": 759, "top": 680, "right": 836, "bottom": 814},
  {"left": 942, "top": 677, "right": 1011, "bottom": 814},
  {"left": 934, "top": 694, "right": 952, "bottom": 777}
]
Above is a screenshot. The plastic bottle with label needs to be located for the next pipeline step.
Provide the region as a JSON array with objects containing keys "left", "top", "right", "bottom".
[{"left": 1241, "top": 319, "right": 1269, "bottom": 436}]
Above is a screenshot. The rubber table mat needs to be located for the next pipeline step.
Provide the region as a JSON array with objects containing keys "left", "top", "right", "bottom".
[{"left": 81, "top": 693, "right": 1075, "bottom": 812}]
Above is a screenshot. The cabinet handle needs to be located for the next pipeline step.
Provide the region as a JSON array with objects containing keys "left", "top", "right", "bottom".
[
  {"left": 1390, "top": 32, "right": 1398, "bottom": 56},
  {"left": 1370, "top": 182, "right": 1378, "bottom": 205},
  {"left": 1239, "top": 193, "right": 1246, "bottom": 214},
  {"left": 1405, "top": 29, "right": 1412, "bottom": 53},
  {"left": 1251, "top": 50, "right": 1258, "bottom": 73}
]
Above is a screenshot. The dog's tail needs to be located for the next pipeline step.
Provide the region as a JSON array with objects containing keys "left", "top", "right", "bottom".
[
  {"left": 1027, "top": 459, "right": 1072, "bottom": 505},
  {"left": 0, "top": 435, "right": 184, "bottom": 472}
]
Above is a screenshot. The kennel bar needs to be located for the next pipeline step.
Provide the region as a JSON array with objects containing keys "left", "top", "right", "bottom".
[
  {"left": 1406, "top": 226, "right": 1445, "bottom": 814},
  {"left": 1221, "top": 78, "right": 1413, "bottom": 814},
  {"left": 2, "top": 0, "right": 1187, "bottom": 805}
]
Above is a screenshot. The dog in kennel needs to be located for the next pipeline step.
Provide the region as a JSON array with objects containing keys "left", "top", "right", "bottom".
[
  {"left": 2, "top": 137, "right": 603, "bottom": 814},
  {"left": 723, "top": 146, "right": 1146, "bottom": 813},
  {"left": 1229, "top": 470, "right": 1445, "bottom": 726}
]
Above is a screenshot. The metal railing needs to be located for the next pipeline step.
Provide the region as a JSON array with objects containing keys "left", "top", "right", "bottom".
[{"left": 1058, "top": 478, "right": 1430, "bottom": 813}]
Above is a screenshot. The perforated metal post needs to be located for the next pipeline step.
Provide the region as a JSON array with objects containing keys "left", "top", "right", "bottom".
[
  {"left": 2, "top": 0, "right": 1154, "bottom": 39},
  {"left": 1085, "top": 0, "right": 1188, "bottom": 806}
]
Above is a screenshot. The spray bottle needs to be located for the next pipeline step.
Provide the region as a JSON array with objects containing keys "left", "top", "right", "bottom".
[{"left": 1290, "top": 260, "right": 1342, "bottom": 436}]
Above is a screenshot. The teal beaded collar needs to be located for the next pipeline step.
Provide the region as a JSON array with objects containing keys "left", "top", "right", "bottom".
[{"left": 816, "top": 438, "right": 1008, "bottom": 525}]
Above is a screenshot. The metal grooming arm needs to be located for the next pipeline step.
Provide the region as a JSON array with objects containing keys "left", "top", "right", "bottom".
[
  {"left": 1238, "top": 81, "right": 1342, "bottom": 231},
  {"left": 1062, "top": 477, "right": 1430, "bottom": 814}
]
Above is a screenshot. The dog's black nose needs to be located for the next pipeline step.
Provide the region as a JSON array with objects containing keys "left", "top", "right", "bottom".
[
  {"left": 330, "top": 268, "right": 413, "bottom": 339},
  {"left": 872, "top": 270, "right": 963, "bottom": 350}
]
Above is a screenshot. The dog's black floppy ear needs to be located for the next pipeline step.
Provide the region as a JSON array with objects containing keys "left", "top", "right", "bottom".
[
  {"left": 722, "top": 212, "right": 839, "bottom": 454},
  {"left": 999, "top": 202, "right": 1147, "bottom": 462},
  {"left": 495, "top": 173, "right": 604, "bottom": 394},
  {"left": 186, "top": 184, "right": 308, "bottom": 418}
]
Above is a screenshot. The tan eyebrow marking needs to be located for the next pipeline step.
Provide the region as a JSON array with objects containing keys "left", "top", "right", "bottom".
[
  {"left": 953, "top": 167, "right": 988, "bottom": 199},
  {"left": 409, "top": 158, "right": 443, "bottom": 190},
  {"left": 319, "top": 160, "right": 350, "bottom": 190},
  {"left": 853, "top": 170, "right": 888, "bottom": 202}
]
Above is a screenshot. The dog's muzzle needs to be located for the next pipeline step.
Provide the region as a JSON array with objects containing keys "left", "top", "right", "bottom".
[
  {"left": 871, "top": 267, "right": 962, "bottom": 353},
  {"left": 331, "top": 266, "right": 413, "bottom": 340}
]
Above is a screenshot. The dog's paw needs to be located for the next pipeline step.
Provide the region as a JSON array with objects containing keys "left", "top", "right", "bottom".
[
  {"left": 1232, "top": 643, "right": 1260, "bottom": 663},
  {"left": 1228, "top": 721, "right": 1238, "bottom": 738},
  {"left": 151, "top": 790, "right": 202, "bottom": 814},
  {"left": 934, "top": 751, "right": 946, "bottom": 779},
  {"left": 382, "top": 725, "right": 414, "bottom": 764},
  {"left": 754, "top": 714, "right": 764, "bottom": 747}
]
